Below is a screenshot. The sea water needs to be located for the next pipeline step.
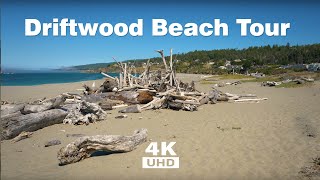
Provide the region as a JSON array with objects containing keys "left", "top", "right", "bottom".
[{"left": 1, "top": 72, "right": 118, "bottom": 86}]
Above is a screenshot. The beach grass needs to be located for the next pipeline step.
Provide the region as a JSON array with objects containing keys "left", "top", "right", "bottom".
[
  {"left": 218, "top": 74, "right": 251, "bottom": 80},
  {"left": 241, "top": 76, "right": 282, "bottom": 83},
  {"left": 200, "top": 81, "right": 217, "bottom": 84},
  {"left": 200, "top": 74, "right": 253, "bottom": 84}
]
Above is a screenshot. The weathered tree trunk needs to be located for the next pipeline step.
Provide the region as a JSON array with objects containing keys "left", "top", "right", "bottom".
[
  {"left": 2, "top": 109, "right": 68, "bottom": 140},
  {"left": 83, "top": 91, "right": 154, "bottom": 105},
  {"left": 57, "top": 128, "right": 148, "bottom": 165}
]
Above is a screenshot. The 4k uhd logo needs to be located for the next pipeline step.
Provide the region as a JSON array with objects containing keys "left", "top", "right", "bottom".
[{"left": 142, "top": 142, "right": 179, "bottom": 168}]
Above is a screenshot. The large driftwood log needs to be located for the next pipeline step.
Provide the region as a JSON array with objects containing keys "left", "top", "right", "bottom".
[
  {"left": 2, "top": 109, "right": 68, "bottom": 140},
  {"left": 83, "top": 91, "right": 154, "bottom": 105},
  {"left": 23, "top": 95, "right": 67, "bottom": 114},
  {"left": 57, "top": 128, "right": 148, "bottom": 165}
]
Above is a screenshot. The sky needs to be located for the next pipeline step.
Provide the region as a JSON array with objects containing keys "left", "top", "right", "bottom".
[{"left": 1, "top": 1, "right": 320, "bottom": 69}]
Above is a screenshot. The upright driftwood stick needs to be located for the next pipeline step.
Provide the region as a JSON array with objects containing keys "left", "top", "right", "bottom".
[
  {"left": 169, "top": 48, "right": 173, "bottom": 86},
  {"left": 112, "top": 57, "right": 124, "bottom": 70},
  {"left": 123, "top": 63, "right": 127, "bottom": 87},
  {"left": 119, "top": 73, "right": 123, "bottom": 89},
  {"left": 57, "top": 128, "right": 148, "bottom": 165},
  {"left": 156, "top": 50, "right": 168, "bottom": 71},
  {"left": 170, "top": 48, "right": 173, "bottom": 71},
  {"left": 114, "top": 77, "right": 120, "bottom": 90}
]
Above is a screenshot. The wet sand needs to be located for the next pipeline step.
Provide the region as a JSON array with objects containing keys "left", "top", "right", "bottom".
[{"left": 1, "top": 74, "right": 320, "bottom": 180}]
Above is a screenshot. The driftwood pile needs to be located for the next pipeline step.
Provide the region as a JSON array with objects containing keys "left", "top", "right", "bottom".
[
  {"left": 261, "top": 77, "right": 314, "bottom": 87},
  {"left": 1, "top": 49, "right": 268, "bottom": 141},
  {"left": 1, "top": 49, "right": 269, "bottom": 166},
  {"left": 79, "top": 49, "right": 267, "bottom": 112}
]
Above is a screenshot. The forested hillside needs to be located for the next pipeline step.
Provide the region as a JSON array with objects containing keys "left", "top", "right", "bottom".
[{"left": 71, "top": 43, "right": 320, "bottom": 74}]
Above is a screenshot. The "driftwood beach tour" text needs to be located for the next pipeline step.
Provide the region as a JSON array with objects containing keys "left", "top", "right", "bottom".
[{"left": 25, "top": 18, "right": 291, "bottom": 37}]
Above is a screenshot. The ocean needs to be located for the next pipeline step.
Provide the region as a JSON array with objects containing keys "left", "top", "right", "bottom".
[{"left": 1, "top": 72, "right": 118, "bottom": 86}]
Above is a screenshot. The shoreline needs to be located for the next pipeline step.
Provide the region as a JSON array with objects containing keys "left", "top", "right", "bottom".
[
  {"left": 0, "top": 73, "right": 207, "bottom": 103},
  {"left": 1, "top": 77, "right": 105, "bottom": 87},
  {"left": 1, "top": 71, "right": 106, "bottom": 87},
  {"left": 1, "top": 79, "right": 106, "bottom": 103}
]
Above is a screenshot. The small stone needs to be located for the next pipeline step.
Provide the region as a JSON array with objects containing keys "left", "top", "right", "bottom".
[
  {"left": 44, "top": 139, "right": 61, "bottom": 147},
  {"left": 66, "top": 134, "right": 86, "bottom": 138},
  {"left": 115, "top": 114, "right": 128, "bottom": 119}
]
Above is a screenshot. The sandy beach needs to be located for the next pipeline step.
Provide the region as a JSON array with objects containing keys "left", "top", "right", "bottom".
[{"left": 1, "top": 74, "right": 320, "bottom": 180}]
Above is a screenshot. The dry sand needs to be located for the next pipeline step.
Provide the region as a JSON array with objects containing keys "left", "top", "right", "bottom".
[{"left": 1, "top": 74, "right": 320, "bottom": 180}]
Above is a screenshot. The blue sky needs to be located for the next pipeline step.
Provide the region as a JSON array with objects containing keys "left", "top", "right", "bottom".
[{"left": 1, "top": 2, "right": 320, "bottom": 69}]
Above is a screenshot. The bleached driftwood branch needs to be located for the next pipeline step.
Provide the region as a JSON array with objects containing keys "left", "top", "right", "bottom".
[
  {"left": 234, "top": 98, "right": 268, "bottom": 103},
  {"left": 101, "top": 72, "right": 115, "bottom": 80},
  {"left": 156, "top": 50, "right": 168, "bottom": 71},
  {"left": 57, "top": 128, "right": 148, "bottom": 165}
]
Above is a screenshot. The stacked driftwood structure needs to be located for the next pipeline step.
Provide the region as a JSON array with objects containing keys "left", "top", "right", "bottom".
[
  {"left": 1, "top": 49, "right": 268, "bottom": 165},
  {"left": 1, "top": 49, "right": 267, "bottom": 140}
]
